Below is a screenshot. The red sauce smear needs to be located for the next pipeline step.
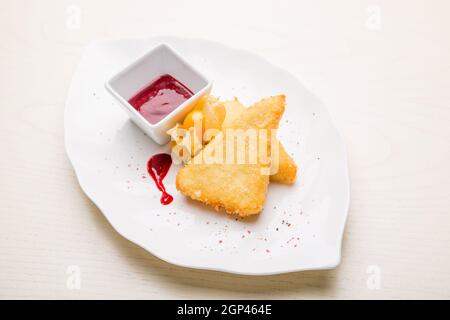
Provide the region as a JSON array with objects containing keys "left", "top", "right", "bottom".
[
  {"left": 147, "top": 153, "right": 173, "bottom": 205},
  {"left": 128, "top": 74, "right": 193, "bottom": 124}
]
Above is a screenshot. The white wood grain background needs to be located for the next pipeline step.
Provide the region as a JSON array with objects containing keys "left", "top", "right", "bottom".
[{"left": 1, "top": 0, "right": 449, "bottom": 299}]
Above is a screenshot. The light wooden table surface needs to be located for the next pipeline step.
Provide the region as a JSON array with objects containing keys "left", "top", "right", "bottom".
[{"left": 1, "top": 0, "right": 449, "bottom": 299}]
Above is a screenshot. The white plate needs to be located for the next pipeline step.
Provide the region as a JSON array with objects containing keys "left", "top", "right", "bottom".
[{"left": 65, "top": 36, "right": 350, "bottom": 275}]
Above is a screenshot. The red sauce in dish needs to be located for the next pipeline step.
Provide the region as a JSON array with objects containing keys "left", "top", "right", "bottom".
[
  {"left": 128, "top": 74, "right": 193, "bottom": 124},
  {"left": 147, "top": 153, "right": 173, "bottom": 205}
]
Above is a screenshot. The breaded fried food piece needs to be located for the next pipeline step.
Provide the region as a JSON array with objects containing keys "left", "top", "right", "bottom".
[
  {"left": 223, "top": 98, "right": 297, "bottom": 184},
  {"left": 227, "top": 95, "right": 284, "bottom": 131},
  {"left": 176, "top": 153, "right": 270, "bottom": 216},
  {"left": 270, "top": 142, "right": 297, "bottom": 184},
  {"left": 222, "top": 98, "right": 246, "bottom": 128},
  {"left": 176, "top": 96, "right": 285, "bottom": 216}
]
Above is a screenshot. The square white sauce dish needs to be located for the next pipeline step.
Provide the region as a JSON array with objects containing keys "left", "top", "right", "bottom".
[{"left": 105, "top": 43, "right": 212, "bottom": 145}]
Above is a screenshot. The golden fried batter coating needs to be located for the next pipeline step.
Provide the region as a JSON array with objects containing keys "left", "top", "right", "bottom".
[
  {"left": 270, "top": 142, "right": 297, "bottom": 184},
  {"left": 176, "top": 96, "right": 285, "bottom": 216},
  {"left": 223, "top": 98, "right": 297, "bottom": 184}
]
